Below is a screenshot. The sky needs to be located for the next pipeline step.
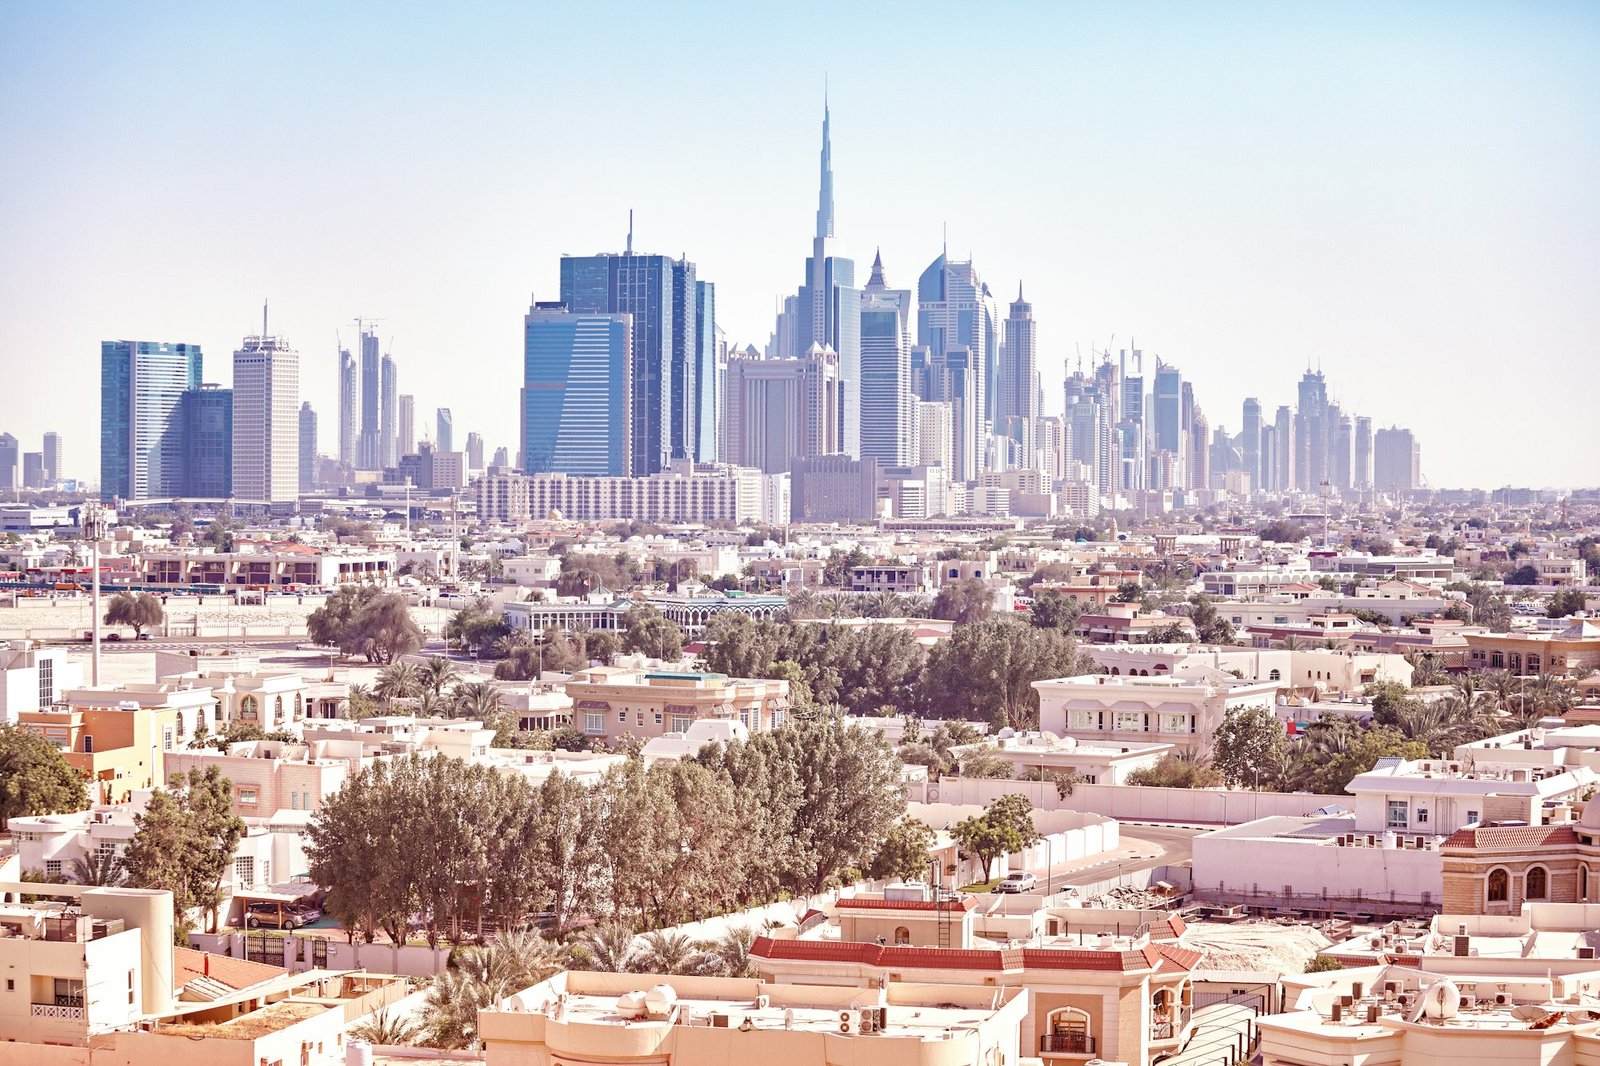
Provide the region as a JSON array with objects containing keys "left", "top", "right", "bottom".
[{"left": 1, "top": 1, "right": 1597, "bottom": 489}]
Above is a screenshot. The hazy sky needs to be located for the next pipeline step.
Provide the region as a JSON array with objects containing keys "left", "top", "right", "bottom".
[{"left": 2, "top": 1, "right": 1597, "bottom": 489}]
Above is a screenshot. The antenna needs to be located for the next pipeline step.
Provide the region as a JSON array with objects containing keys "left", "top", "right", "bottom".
[
  {"left": 626, "top": 209, "right": 633, "bottom": 255},
  {"left": 262, "top": 299, "right": 269, "bottom": 337}
]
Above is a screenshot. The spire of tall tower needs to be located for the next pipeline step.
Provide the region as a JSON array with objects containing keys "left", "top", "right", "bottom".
[
  {"left": 867, "top": 247, "right": 885, "bottom": 288},
  {"left": 815, "top": 96, "right": 834, "bottom": 241}
]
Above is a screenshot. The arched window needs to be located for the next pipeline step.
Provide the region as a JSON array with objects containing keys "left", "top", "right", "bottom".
[
  {"left": 1582, "top": 866, "right": 1590, "bottom": 902},
  {"left": 240, "top": 695, "right": 258, "bottom": 722},
  {"left": 1110, "top": 667, "right": 1120, "bottom": 675},
  {"left": 293, "top": 694, "right": 303, "bottom": 717},
  {"left": 274, "top": 695, "right": 284, "bottom": 715},
  {"left": 1268, "top": 668, "right": 1282, "bottom": 681},
  {"left": 1046, "top": 1007, "right": 1092, "bottom": 1055},
  {"left": 1526, "top": 866, "right": 1548, "bottom": 900},
  {"left": 893, "top": 926, "right": 910, "bottom": 945},
  {"left": 1488, "top": 868, "right": 1510, "bottom": 902}
]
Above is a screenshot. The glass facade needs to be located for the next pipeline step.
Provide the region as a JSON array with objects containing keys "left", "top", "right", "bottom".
[
  {"left": 522, "top": 303, "right": 631, "bottom": 476},
  {"left": 182, "top": 386, "right": 233, "bottom": 497},
  {"left": 100, "top": 340, "right": 203, "bottom": 500}
]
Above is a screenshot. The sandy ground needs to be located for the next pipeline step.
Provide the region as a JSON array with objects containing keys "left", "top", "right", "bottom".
[
  {"left": 0, "top": 596, "right": 453, "bottom": 640},
  {"left": 1181, "top": 920, "right": 1333, "bottom": 973}
]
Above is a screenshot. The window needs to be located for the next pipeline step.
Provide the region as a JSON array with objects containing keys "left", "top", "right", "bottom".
[
  {"left": 1488, "top": 868, "right": 1509, "bottom": 902},
  {"left": 45, "top": 859, "right": 62, "bottom": 879},
  {"left": 1467, "top": 810, "right": 1480, "bottom": 825},
  {"left": 1268, "top": 668, "right": 1281, "bottom": 681},
  {"left": 162, "top": 728, "right": 173, "bottom": 751},
  {"left": 1161, "top": 713, "right": 1188, "bottom": 734},
  {"left": 1527, "top": 867, "right": 1548, "bottom": 900},
  {"left": 83, "top": 734, "right": 94, "bottom": 753},
  {"left": 1386, "top": 800, "right": 1409, "bottom": 828},
  {"left": 653, "top": 712, "right": 663, "bottom": 725},
  {"left": 671, "top": 715, "right": 692, "bottom": 733},
  {"left": 53, "top": 978, "right": 84, "bottom": 1007},
  {"left": 1114, "top": 712, "right": 1141, "bottom": 732},
  {"left": 234, "top": 857, "right": 254, "bottom": 886},
  {"left": 238, "top": 787, "right": 259, "bottom": 806},
  {"left": 240, "top": 695, "right": 259, "bottom": 722},
  {"left": 583, "top": 712, "right": 604, "bottom": 734},
  {"left": 1069, "top": 709, "right": 1095, "bottom": 730},
  {"left": 617, "top": 711, "right": 627, "bottom": 723},
  {"left": 893, "top": 926, "right": 910, "bottom": 945},
  {"left": 1416, "top": 808, "right": 1428, "bottom": 825}
]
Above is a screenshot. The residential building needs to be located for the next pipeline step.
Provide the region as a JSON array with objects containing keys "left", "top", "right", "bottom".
[
  {"left": 485, "top": 464, "right": 775, "bottom": 524},
  {"left": 337, "top": 342, "right": 358, "bottom": 466},
  {"left": 297, "top": 401, "right": 316, "bottom": 491},
  {"left": 1241, "top": 397, "right": 1262, "bottom": 493},
  {"left": 465, "top": 431, "right": 484, "bottom": 471},
  {"left": 128, "top": 544, "right": 393, "bottom": 589},
  {"left": 379, "top": 349, "right": 398, "bottom": 467},
  {"left": 1463, "top": 619, "right": 1600, "bottom": 675},
  {"left": 1354, "top": 414, "right": 1373, "bottom": 492},
  {"left": 997, "top": 282, "right": 1037, "bottom": 429},
  {"left": 356, "top": 325, "right": 380, "bottom": 469},
  {"left": 100, "top": 340, "right": 203, "bottom": 500},
  {"left": 521, "top": 301, "right": 634, "bottom": 476},
  {"left": 0, "top": 641, "right": 80, "bottom": 726},
  {"left": 180, "top": 385, "right": 232, "bottom": 498},
  {"left": 397, "top": 392, "right": 414, "bottom": 457},
  {"left": 564, "top": 666, "right": 789, "bottom": 744},
  {"left": 693, "top": 278, "right": 719, "bottom": 463},
  {"left": 1034, "top": 672, "right": 1278, "bottom": 754},
  {"left": 859, "top": 251, "right": 915, "bottom": 466},
  {"left": 230, "top": 313, "right": 300, "bottom": 505},
  {"left": 18, "top": 694, "right": 193, "bottom": 803}
]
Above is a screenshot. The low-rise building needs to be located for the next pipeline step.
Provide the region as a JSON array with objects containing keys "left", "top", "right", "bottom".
[
  {"left": 564, "top": 667, "right": 789, "bottom": 744},
  {"left": 1034, "top": 673, "right": 1278, "bottom": 755},
  {"left": 949, "top": 728, "right": 1173, "bottom": 785},
  {"left": 1464, "top": 619, "right": 1600, "bottom": 675},
  {"left": 0, "top": 640, "right": 78, "bottom": 726}
]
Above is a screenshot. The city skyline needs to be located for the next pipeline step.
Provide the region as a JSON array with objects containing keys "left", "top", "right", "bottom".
[{"left": 1, "top": 3, "right": 1597, "bottom": 488}]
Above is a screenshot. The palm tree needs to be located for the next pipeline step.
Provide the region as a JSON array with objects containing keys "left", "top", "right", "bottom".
[
  {"left": 631, "top": 930, "right": 716, "bottom": 975},
  {"left": 421, "top": 930, "right": 566, "bottom": 1049},
  {"left": 453, "top": 681, "right": 503, "bottom": 721},
  {"left": 350, "top": 1006, "right": 422, "bottom": 1046},
  {"left": 705, "top": 925, "right": 756, "bottom": 978},
  {"left": 572, "top": 923, "right": 639, "bottom": 973},
  {"left": 374, "top": 662, "right": 423, "bottom": 704},
  {"left": 341, "top": 683, "right": 378, "bottom": 720},
  {"left": 69, "top": 850, "right": 124, "bottom": 887},
  {"left": 420, "top": 656, "right": 460, "bottom": 697},
  {"left": 492, "top": 629, "right": 533, "bottom": 661},
  {"left": 414, "top": 690, "right": 451, "bottom": 719}
]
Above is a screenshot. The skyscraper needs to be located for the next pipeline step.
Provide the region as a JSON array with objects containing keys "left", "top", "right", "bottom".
[
  {"left": 1241, "top": 398, "right": 1263, "bottom": 494},
  {"left": 1354, "top": 416, "right": 1373, "bottom": 493},
  {"left": 100, "top": 340, "right": 203, "bottom": 500},
  {"left": 357, "top": 326, "right": 380, "bottom": 469},
  {"left": 774, "top": 103, "right": 861, "bottom": 455},
  {"left": 693, "top": 279, "right": 719, "bottom": 463},
  {"left": 560, "top": 249, "right": 683, "bottom": 475},
  {"left": 380, "top": 350, "right": 398, "bottom": 467},
  {"left": 1274, "top": 404, "right": 1295, "bottom": 493},
  {"left": 1295, "top": 369, "right": 1328, "bottom": 491},
  {"left": 998, "top": 284, "right": 1037, "bottom": 425},
  {"left": 723, "top": 344, "right": 840, "bottom": 474},
  {"left": 337, "top": 344, "right": 358, "bottom": 466},
  {"left": 918, "top": 252, "right": 1000, "bottom": 471},
  {"left": 398, "top": 395, "right": 415, "bottom": 457},
  {"left": 181, "top": 385, "right": 232, "bottom": 498},
  {"left": 436, "top": 408, "right": 454, "bottom": 453},
  {"left": 231, "top": 308, "right": 300, "bottom": 504},
  {"left": 1151, "top": 360, "right": 1185, "bottom": 484},
  {"left": 42, "top": 432, "right": 61, "bottom": 486},
  {"left": 22, "top": 453, "right": 43, "bottom": 490},
  {"left": 491, "top": 446, "right": 509, "bottom": 468},
  {"left": 299, "top": 402, "right": 317, "bottom": 491},
  {"left": 1330, "top": 411, "right": 1353, "bottom": 492},
  {"left": 668, "top": 258, "right": 700, "bottom": 462},
  {"left": 858, "top": 251, "right": 914, "bottom": 467},
  {"left": 465, "top": 432, "right": 484, "bottom": 471},
  {"left": 1374, "top": 427, "right": 1421, "bottom": 493},
  {"left": 0, "top": 435, "right": 17, "bottom": 492},
  {"left": 521, "top": 301, "right": 632, "bottom": 476}
]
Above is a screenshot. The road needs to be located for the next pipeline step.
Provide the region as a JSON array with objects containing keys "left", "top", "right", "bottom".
[{"left": 1045, "top": 823, "right": 1202, "bottom": 891}]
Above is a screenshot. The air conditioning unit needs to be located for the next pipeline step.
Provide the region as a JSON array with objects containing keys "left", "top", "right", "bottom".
[
  {"left": 711, "top": 1013, "right": 730, "bottom": 1028},
  {"left": 1580, "top": 947, "right": 1596, "bottom": 960},
  {"left": 839, "top": 1009, "right": 860, "bottom": 1035},
  {"left": 1460, "top": 995, "right": 1476, "bottom": 1009},
  {"left": 755, "top": 995, "right": 771, "bottom": 1009},
  {"left": 860, "top": 1007, "right": 880, "bottom": 1034},
  {"left": 1495, "top": 993, "right": 1512, "bottom": 1006}
]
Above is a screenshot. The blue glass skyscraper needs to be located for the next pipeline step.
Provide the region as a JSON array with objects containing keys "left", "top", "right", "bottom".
[
  {"left": 693, "top": 279, "right": 719, "bottom": 463},
  {"left": 521, "top": 301, "right": 632, "bottom": 476},
  {"left": 100, "top": 340, "right": 203, "bottom": 500}
]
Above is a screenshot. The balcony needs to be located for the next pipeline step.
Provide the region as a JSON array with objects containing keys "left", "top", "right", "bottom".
[
  {"left": 32, "top": 1000, "right": 85, "bottom": 1021},
  {"left": 1040, "top": 1032, "right": 1096, "bottom": 1056}
]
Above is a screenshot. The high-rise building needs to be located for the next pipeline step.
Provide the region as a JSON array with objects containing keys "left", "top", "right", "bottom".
[
  {"left": 1188, "top": 405, "right": 1210, "bottom": 492},
  {"left": 230, "top": 309, "right": 300, "bottom": 504},
  {"left": 560, "top": 248, "right": 687, "bottom": 475},
  {"left": 21, "top": 452, "right": 44, "bottom": 489},
  {"left": 1354, "top": 416, "right": 1373, "bottom": 493},
  {"left": 1274, "top": 404, "right": 1295, "bottom": 493},
  {"left": 521, "top": 301, "right": 632, "bottom": 476},
  {"left": 693, "top": 279, "right": 720, "bottom": 463},
  {"left": 492, "top": 446, "right": 509, "bottom": 468},
  {"left": 723, "top": 345, "right": 840, "bottom": 475},
  {"left": 1295, "top": 369, "right": 1328, "bottom": 491},
  {"left": 181, "top": 385, "right": 232, "bottom": 498},
  {"left": 1241, "top": 398, "right": 1263, "bottom": 494},
  {"left": 100, "top": 340, "right": 203, "bottom": 501},
  {"left": 918, "top": 252, "right": 999, "bottom": 467},
  {"left": 41, "top": 432, "right": 61, "bottom": 487},
  {"left": 357, "top": 327, "right": 381, "bottom": 469},
  {"left": 0, "top": 434, "right": 17, "bottom": 492},
  {"left": 923, "top": 348, "right": 981, "bottom": 482},
  {"left": 998, "top": 283, "right": 1037, "bottom": 426},
  {"left": 1330, "top": 411, "right": 1353, "bottom": 492},
  {"left": 380, "top": 351, "right": 398, "bottom": 467},
  {"left": 299, "top": 402, "right": 317, "bottom": 491},
  {"left": 666, "top": 258, "right": 701, "bottom": 462},
  {"left": 1374, "top": 427, "right": 1421, "bottom": 493},
  {"left": 398, "top": 394, "right": 415, "bottom": 457},
  {"left": 337, "top": 344, "right": 358, "bottom": 466},
  {"left": 435, "top": 408, "right": 454, "bottom": 453},
  {"left": 858, "top": 251, "right": 914, "bottom": 467},
  {"left": 1151, "top": 360, "right": 1185, "bottom": 486},
  {"left": 791, "top": 455, "right": 878, "bottom": 523},
  {"left": 465, "top": 432, "right": 484, "bottom": 471}
]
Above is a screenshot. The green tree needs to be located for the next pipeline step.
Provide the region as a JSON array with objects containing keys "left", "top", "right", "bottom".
[
  {"left": 868, "top": 817, "right": 936, "bottom": 882},
  {"left": 1300, "top": 727, "right": 1429, "bottom": 795},
  {"left": 1209, "top": 706, "right": 1285, "bottom": 787},
  {"left": 1185, "top": 594, "right": 1236, "bottom": 645},
  {"left": 374, "top": 661, "right": 423, "bottom": 703},
  {"left": 621, "top": 605, "right": 684, "bottom": 660},
  {"left": 923, "top": 620, "right": 1094, "bottom": 729},
  {"left": 0, "top": 725, "right": 88, "bottom": 829},
  {"left": 1548, "top": 589, "right": 1588, "bottom": 618},
  {"left": 419, "top": 655, "right": 460, "bottom": 696},
  {"left": 931, "top": 577, "right": 995, "bottom": 625},
  {"left": 122, "top": 767, "right": 246, "bottom": 934},
  {"left": 952, "top": 794, "right": 1040, "bottom": 882},
  {"left": 1126, "top": 754, "right": 1226, "bottom": 789},
  {"left": 958, "top": 748, "right": 1014, "bottom": 778},
  {"left": 309, "top": 586, "right": 424, "bottom": 663},
  {"left": 1112, "top": 581, "right": 1143, "bottom": 604},
  {"left": 1028, "top": 588, "right": 1083, "bottom": 630},
  {"left": 104, "top": 591, "right": 164, "bottom": 637},
  {"left": 1506, "top": 564, "right": 1540, "bottom": 586},
  {"left": 422, "top": 930, "right": 567, "bottom": 1049}
]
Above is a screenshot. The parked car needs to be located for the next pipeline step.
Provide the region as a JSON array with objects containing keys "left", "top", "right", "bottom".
[
  {"left": 995, "top": 871, "right": 1038, "bottom": 893},
  {"left": 244, "top": 900, "right": 323, "bottom": 930},
  {"left": 105, "top": 632, "right": 121, "bottom": 642}
]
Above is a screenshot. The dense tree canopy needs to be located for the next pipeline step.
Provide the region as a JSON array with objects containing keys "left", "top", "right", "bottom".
[
  {"left": 0, "top": 725, "right": 87, "bottom": 829},
  {"left": 308, "top": 586, "right": 424, "bottom": 663},
  {"left": 104, "top": 591, "right": 164, "bottom": 637},
  {"left": 122, "top": 767, "right": 246, "bottom": 933}
]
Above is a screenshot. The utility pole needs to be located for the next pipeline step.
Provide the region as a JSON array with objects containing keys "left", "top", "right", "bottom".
[{"left": 82, "top": 500, "right": 107, "bottom": 686}]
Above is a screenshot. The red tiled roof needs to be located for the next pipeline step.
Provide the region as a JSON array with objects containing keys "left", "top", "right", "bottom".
[
  {"left": 1166, "top": 915, "right": 1188, "bottom": 939},
  {"left": 1154, "top": 944, "right": 1205, "bottom": 972},
  {"left": 173, "top": 947, "right": 286, "bottom": 992},
  {"left": 836, "top": 895, "right": 978, "bottom": 913},
  {"left": 1442, "top": 825, "right": 1578, "bottom": 851}
]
